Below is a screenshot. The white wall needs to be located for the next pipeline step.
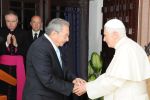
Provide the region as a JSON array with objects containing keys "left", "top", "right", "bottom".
[{"left": 88, "top": 0, "right": 103, "bottom": 59}]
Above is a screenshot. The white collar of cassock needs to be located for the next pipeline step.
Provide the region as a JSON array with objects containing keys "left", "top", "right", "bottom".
[{"left": 115, "top": 36, "right": 127, "bottom": 49}]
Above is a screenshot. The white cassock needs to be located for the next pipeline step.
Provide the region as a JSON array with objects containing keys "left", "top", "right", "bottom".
[{"left": 86, "top": 37, "right": 150, "bottom": 100}]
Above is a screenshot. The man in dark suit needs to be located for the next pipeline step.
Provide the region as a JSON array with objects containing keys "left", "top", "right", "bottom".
[
  {"left": 23, "top": 18, "right": 85, "bottom": 100},
  {"left": 25, "top": 15, "right": 44, "bottom": 53}
]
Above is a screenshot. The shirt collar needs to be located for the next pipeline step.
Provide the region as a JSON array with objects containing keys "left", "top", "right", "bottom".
[
  {"left": 44, "top": 34, "right": 59, "bottom": 53},
  {"left": 32, "top": 30, "right": 40, "bottom": 37}
]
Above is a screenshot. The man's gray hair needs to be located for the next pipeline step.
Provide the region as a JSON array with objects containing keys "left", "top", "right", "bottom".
[
  {"left": 45, "top": 18, "right": 70, "bottom": 35},
  {"left": 104, "top": 18, "right": 126, "bottom": 38}
]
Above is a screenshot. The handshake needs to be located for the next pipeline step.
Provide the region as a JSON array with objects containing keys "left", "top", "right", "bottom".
[{"left": 72, "top": 78, "right": 87, "bottom": 96}]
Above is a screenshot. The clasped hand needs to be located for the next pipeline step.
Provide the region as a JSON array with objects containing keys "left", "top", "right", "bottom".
[
  {"left": 7, "top": 33, "right": 18, "bottom": 47},
  {"left": 72, "top": 78, "right": 87, "bottom": 96}
]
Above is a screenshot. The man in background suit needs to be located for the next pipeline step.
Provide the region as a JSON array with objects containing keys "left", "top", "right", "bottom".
[
  {"left": 25, "top": 15, "right": 44, "bottom": 54},
  {"left": 23, "top": 18, "right": 85, "bottom": 100}
]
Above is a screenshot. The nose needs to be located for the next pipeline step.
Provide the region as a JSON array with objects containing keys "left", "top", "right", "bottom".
[
  {"left": 103, "top": 37, "right": 105, "bottom": 41},
  {"left": 35, "top": 23, "right": 38, "bottom": 27}
]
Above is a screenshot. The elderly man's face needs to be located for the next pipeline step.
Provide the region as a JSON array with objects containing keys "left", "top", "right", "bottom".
[
  {"left": 55, "top": 25, "right": 69, "bottom": 47},
  {"left": 103, "top": 30, "right": 116, "bottom": 48},
  {"left": 5, "top": 14, "right": 18, "bottom": 31}
]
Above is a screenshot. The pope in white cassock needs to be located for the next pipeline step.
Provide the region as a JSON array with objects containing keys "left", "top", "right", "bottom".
[{"left": 73, "top": 19, "right": 150, "bottom": 100}]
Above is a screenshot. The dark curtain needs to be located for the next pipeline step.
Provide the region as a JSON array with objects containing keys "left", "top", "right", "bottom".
[
  {"left": 62, "top": 6, "right": 88, "bottom": 100},
  {"left": 51, "top": 1, "right": 89, "bottom": 100}
]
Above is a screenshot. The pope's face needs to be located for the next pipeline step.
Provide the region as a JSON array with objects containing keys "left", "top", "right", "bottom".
[{"left": 103, "top": 30, "right": 116, "bottom": 48}]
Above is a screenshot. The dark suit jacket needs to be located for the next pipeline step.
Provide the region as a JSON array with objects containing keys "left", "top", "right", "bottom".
[
  {"left": 25, "top": 30, "right": 44, "bottom": 56},
  {"left": 23, "top": 35, "right": 76, "bottom": 100},
  {"left": 0, "top": 27, "right": 27, "bottom": 57}
]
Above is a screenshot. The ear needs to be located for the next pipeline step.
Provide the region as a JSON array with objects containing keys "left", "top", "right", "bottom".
[
  {"left": 41, "top": 22, "right": 43, "bottom": 28},
  {"left": 30, "top": 22, "right": 32, "bottom": 26},
  {"left": 51, "top": 31, "right": 57, "bottom": 36}
]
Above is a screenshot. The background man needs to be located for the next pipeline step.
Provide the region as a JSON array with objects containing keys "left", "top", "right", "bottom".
[
  {"left": 0, "top": 10, "right": 27, "bottom": 56},
  {"left": 25, "top": 15, "right": 44, "bottom": 53},
  {"left": 0, "top": 10, "right": 27, "bottom": 100}
]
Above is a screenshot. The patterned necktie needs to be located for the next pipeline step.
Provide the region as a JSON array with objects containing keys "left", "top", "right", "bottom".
[{"left": 33, "top": 33, "right": 38, "bottom": 40}]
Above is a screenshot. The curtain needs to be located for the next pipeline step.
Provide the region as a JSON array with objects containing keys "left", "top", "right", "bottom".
[
  {"left": 138, "top": 0, "right": 150, "bottom": 47},
  {"left": 61, "top": 6, "right": 88, "bottom": 100}
]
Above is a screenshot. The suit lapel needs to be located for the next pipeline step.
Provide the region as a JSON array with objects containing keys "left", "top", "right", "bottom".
[
  {"left": 39, "top": 31, "right": 44, "bottom": 37},
  {"left": 29, "top": 30, "right": 34, "bottom": 41},
  {"left": 43, "top": 36, "right": 63, "bottom": 72}
]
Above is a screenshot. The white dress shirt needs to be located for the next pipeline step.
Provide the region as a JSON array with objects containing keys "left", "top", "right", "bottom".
[
  {"left": 44, "top": 34, "right": 62, "bottom": 67},
  {"left": 32, "top": 30, "right": 40, "bottom": 39}
]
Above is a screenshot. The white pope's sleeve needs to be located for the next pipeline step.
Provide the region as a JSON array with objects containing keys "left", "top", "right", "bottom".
[{"left": 86, "top": 74, "right": 126, "bottom": 99}]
